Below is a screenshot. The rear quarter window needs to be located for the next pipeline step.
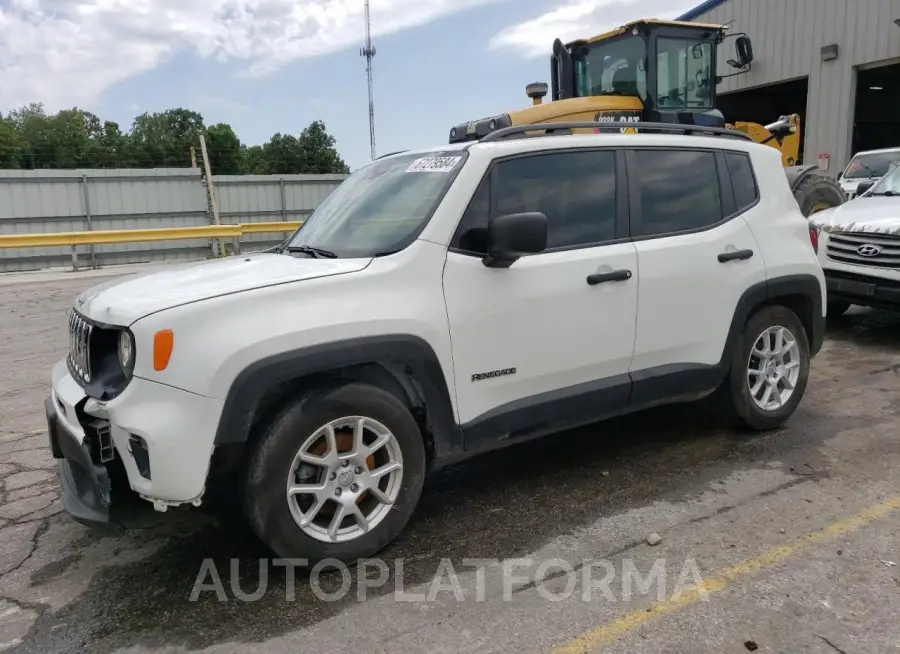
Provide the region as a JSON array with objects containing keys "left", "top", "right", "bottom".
[{"left": 725, "top": 151, "right": 759, "bottom": 212}]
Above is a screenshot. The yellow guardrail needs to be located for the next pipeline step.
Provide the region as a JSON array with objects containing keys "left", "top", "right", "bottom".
[
  {"left": 241, "top": 221, "right": 303, "bottom": 235},
  {"left": 0, "top": 221, "right": 304, "bottom": 249},
  {"left": 0, "top": 221, "right": 306, "bottom": 270}
]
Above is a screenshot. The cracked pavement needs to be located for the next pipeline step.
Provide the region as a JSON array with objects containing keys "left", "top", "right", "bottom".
[{"left": 1, "top": 265, "right": 900, "bottom": 654}]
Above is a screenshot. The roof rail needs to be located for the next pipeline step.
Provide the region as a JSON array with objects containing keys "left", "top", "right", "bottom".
[
  {"left": 375, "top": 150, "right": 409, "bottom": 159},
  {"left": 478, "top": 121, "right": 752, "bottom": 143}
]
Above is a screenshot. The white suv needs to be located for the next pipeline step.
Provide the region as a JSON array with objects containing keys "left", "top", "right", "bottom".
[
  {"left": 838, "top": 147, "right": 900, "bottom": 199},
  {"left": 811, "top": 161, "right": 900, "bottom": 316},
  {"left": 46, "top": 124, "right": 827, "bottom": 564}
]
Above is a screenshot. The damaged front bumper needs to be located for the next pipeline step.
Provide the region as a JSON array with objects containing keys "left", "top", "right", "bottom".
[
  {"left": 45, "top": 395, "right": 112, "bottom": 527},
  {"left": 47, "top": 360, "right": 226, "bottom": 527}
]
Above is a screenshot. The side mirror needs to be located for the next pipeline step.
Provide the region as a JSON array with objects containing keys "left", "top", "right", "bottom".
[
  {"left": 727, "top": 35, "right": 754, "bottom": 69},
  {"left": 856, "top": 181, "right": 874, "bottom": 196},
  {"left": 482, "top": 212, "right": 547, "bottom": 268}
]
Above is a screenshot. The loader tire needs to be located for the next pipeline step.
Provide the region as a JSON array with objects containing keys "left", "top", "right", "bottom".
[{"left": 791, "top": 172, "right": 845, "bottom": 217}]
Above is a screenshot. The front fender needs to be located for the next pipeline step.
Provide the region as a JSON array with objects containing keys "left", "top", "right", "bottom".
[{"left": 212, "top": 335, "right": 462, "bottom": 461}]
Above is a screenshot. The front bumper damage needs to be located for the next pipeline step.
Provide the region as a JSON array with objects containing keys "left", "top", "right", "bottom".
[
  {"left": 46, "top": 360, "right": 226, "bottom": 528},
  {"left": 45, "top": 396, "right": 112, "bottom": 527}
]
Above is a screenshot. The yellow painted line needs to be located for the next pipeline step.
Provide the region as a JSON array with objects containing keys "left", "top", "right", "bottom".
[{"left": 553, "top": 495, "right": 900, "bottom": 654}]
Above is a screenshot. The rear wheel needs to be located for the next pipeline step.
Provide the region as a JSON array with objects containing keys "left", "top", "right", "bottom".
[
  {"left": 792, "top": 172, "right": 845, "bottom": 217},
  {"left": 242, "top": 382, "right": 426, "bottom": 565},
  {"left": 719, "top": 305, "right": 811, "bottom": 431}
]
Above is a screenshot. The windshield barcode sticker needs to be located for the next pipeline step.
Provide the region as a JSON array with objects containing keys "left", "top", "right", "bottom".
[{"left": 406, "top": 156, "right": 462, "bottom": 173}]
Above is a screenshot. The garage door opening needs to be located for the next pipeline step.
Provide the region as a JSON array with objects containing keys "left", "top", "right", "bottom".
[
  {"left": 715, "top": 77, "right": 810, "bottom": 164},
  {"left": 852, "top": 61, "right": 900, "bottom": 155}
]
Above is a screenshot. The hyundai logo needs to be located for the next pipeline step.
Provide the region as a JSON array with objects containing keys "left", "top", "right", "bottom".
[{"left": 856, "top": 243, "right": 883, "bottom": 257}]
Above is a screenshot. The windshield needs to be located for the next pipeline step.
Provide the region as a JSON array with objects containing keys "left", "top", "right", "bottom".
[
  {"left": 866, "top": 162, "right": 900, "bottom": 196},
  {"left": 284, "top": 151, "right": 466, "bottom": 258},
  {"left": 843, "top": 151, "right": 900, "bottom": 179},
  {"left": 574, "top": 35, "right": 648, "bottom": 100},
  {"left": 656, "top": 37, "right": 714, "bottom": 108}
]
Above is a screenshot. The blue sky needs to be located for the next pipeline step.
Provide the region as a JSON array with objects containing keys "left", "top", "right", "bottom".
[{"left": 0, "top": 0, "right": 699, "bottom": 171}]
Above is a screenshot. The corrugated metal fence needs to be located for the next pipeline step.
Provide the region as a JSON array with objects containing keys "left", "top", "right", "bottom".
[{"left": 0, "top": 168, "right": 347, "bottom": 273}]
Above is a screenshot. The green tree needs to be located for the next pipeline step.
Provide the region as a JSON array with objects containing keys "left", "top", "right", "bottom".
[
  {"left": 205, "top": 123, "right": 243, "bottom": 175},
  {"left": 129, "top": 108, "right": 205, "bottom": 168},
  {"left": 0, "top": 113, "right": 25, "bottom": 168},
  {"left": 296, "top": 120, "right": 350, "bottom": 174},
  {"left": 242, "top": 144, "right": 268, "bottom": 174},
  {"left": 256, "top": 121, "right": 349, "bottom": 175},
  {"left": 0, "top": 104, "right": 349, "bottom": 174}
]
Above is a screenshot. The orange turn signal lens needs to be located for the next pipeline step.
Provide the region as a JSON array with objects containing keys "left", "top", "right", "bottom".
[{"left": 153, "top": 330, "right": 174, "bottom": 371}]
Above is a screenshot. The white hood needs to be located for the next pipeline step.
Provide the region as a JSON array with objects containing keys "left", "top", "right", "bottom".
[
  {"left": 810, "top": 196, "right": 900, "bottom": 234},
  {"left": 74, "top": 253, "right": 372, "bottom": 325}
]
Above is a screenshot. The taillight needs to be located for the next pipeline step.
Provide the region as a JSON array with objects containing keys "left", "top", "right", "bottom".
[{"left": 808, "top": 226, "right": 819, "bottom": 253}]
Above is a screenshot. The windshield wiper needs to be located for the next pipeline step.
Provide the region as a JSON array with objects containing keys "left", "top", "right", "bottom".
[
  {"left": 855, "top": 162, "right": 878, "bottom": 178},
  {"left": 286, "top": 244, "right": 338, "bottom": 259},
  {"left": 870, "top": 190, "right": 898, "bottom": 197}
]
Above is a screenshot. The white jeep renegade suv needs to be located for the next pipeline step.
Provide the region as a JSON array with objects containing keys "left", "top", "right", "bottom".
[{"left": 46, "top": 123, "right": 826, "bottom": 564}]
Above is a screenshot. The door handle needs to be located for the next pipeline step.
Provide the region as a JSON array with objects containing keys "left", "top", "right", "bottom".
[
  {"left": 718, "top": 249, "right": 754, "bottom": 263},
  {"left": 587, "top": 269, "right": 632, "bottom": 285}
]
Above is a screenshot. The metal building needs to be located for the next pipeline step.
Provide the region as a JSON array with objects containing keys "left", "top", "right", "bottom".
[{"left": 679, "top": 0, "right": 900, "bottom": 175}]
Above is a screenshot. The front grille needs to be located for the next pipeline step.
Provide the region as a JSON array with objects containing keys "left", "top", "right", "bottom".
[
  {"left": 825, "top": 231, "right": 900, "bottom": 269},
  {"left": 68, "top": 311, "right": 94, "bottom": 383}
]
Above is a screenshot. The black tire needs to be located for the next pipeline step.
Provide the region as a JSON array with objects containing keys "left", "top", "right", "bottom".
[
  {"left": 827, "top": 300, "right": 851, "bottom": 318},
  {"left": 241, "top": 382, "right": 426, "bottom": 566},
  {"left": 719, "top": 305, "right": 811, "bottom": 431},
  {"left": 791, "top": 171, "right": 845, "bottom": 217}
]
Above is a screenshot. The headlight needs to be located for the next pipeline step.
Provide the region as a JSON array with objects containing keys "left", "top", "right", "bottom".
[{"left": 117, "top": 330, "right": 134, "bottom": 375}]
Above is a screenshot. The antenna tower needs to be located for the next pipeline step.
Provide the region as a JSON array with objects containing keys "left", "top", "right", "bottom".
[{"left": 360, "top": 0, "right": 377, "bottom": 160}]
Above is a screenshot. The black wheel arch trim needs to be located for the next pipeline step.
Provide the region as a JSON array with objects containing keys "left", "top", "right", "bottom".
[
  {"left": 213, "top": 335, "right": 462, "bottom": 461},
  {"left": 722, "top": 272, "right": 824, "bottom": 367}
]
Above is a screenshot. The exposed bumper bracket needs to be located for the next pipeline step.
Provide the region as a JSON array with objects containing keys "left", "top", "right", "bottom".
[{"left": 45, "top": 397, "right": 113, "bottom": 528}]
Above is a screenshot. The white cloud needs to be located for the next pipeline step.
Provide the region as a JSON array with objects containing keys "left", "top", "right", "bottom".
[
  {"left": 0, "top": 0, "right": 500, "bottom": 111},
  {"left": 488, "top": 0, "right": 701, "bottom": 58}
]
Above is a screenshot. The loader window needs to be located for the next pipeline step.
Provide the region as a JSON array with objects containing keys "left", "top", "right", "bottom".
[
  {"left": 574, "top": 36, "right": 647, "bottom": 100},
  {"left": 656, "top": 38, "right": 713, "bottom": 109}
]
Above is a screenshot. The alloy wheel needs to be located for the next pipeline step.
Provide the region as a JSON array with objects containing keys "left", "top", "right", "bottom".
[
  {"left": 746, "top": 325, "right": 802, "bottom": 412},
  {"left": 285, "top": 416, "right": 404, "bottom": 543}
]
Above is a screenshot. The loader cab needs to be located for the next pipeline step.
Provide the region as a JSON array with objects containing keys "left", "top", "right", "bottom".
[
  {"left": 446, "top": 19, "right": 753, "bottom": 145},
  {"left": 556, "top": 20, "right": 733, "bottom": 127}
]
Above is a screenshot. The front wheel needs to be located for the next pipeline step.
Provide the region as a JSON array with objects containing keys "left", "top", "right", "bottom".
[
  {"left": 719, "top": 305, "right": 811, "bottom": 431},
  {"left": 242, "top": 382, "right": 427, "bottom": 565}
]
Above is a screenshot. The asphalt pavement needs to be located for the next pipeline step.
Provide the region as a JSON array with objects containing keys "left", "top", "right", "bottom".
[{"left": 1, "top": 265, "right": 899, "bottom": 654}]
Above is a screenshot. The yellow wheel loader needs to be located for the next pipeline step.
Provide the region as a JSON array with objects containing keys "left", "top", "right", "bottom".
[{"left": 449, "top": 18, "right": 844, "bottom": 217}]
